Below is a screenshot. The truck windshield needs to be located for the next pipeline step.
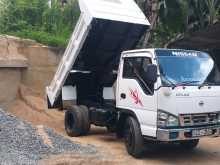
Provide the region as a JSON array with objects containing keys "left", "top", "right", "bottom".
[{"left": 156, "top": 49, "right": 220, "bottom": 86}]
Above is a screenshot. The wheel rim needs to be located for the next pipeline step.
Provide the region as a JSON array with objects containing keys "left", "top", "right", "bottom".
[{"left": 66, "top": 112, "right": 75, "bottom": 130}]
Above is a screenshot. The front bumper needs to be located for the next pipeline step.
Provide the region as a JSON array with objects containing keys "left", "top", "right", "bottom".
[{"left": 157, "top": 125, "right": 220, "bottom": 141}]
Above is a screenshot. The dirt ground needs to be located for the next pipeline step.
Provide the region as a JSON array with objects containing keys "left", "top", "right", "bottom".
[{"left": 8, "top": 94, "right": 220, "bottom": 165}]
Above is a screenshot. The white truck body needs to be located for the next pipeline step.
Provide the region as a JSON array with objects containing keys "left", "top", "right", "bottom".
[{"left": 46, "top": 0, "right": 220, "bottom": 158}]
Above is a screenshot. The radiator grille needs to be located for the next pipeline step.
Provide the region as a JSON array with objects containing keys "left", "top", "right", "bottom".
[{"left": 180, "top": 113, "right": 219, "bottom": 126}]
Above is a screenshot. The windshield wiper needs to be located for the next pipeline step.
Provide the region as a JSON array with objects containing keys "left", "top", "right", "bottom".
[
  {"left": 198, "top": 82, "right": 209, "bottom": 89},
  {"left": 176, "top": 81, "right": 200, "bottom": 87},
  {"left": 160, "top": 73, "right": 176, "bottom": 89},
  {"left": 198, "top": 82, "right": 220, "bottom": 89}
]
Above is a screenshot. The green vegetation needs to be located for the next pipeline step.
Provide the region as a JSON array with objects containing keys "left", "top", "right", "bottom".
[
  {"left": 0, "top": 0, "right": 80, "bottom": 47},
  {"left": 154, "top": 0, "right": 220, "bottom": 47},
  {"left": 136, "top": 0, "right": 220, "bottom": 47},
  {"left": 0, "top": 0, "right": 219, "bottom": 48}
]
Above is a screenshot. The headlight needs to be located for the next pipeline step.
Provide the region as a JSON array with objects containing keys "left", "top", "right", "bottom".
[
  {"left": 218, "top": 112, "right": 220, "bottom": 123},
  {"left": 157, "top": 110, "right": 179, "bottom": 128},
  {"left": 167, "top": 115, "right": 179, "bottom": 127}
]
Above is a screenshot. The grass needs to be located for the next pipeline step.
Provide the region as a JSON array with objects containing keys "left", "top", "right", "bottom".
[{"left": 7, "top": 29, "right": 70, "bottom": 48}]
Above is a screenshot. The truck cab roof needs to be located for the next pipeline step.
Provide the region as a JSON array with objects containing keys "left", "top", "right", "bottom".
[
  {"left": 122, "top": 49, "right": 155, "bottom": 58},
  {"left": 122, "top": 48, "right": 208, "bottom": 58}
]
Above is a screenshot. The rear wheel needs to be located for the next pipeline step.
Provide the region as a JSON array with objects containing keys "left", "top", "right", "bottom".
[
  {"left": 179, "top": 139, "right": 199, "bottom": 150},
  {"left": 124, "top": 116, "right": 144, "bottom": 158},
  {"left": 64, "top": 105, "right": 83, "bottom": 137},
  {"left": 79, "top": 105, "right": 91, "bottom": 135}
]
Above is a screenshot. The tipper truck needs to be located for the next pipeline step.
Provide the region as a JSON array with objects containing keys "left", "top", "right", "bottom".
[{"left": 47, "top": 0, "right": 220, "bottom": 158}]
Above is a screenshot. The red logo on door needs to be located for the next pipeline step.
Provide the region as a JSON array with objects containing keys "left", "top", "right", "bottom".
[{"left": 129, "top": 88, "right": 143, "bottom": 107}]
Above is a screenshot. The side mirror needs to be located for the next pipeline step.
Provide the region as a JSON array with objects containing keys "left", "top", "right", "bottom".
[{"left": 143, "top": 64, "right": 158, "bottom": 84}]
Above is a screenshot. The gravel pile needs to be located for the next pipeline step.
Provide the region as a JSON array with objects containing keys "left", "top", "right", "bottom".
[{"left": 0, "top": 110, "right": 96, "bottom": 165}]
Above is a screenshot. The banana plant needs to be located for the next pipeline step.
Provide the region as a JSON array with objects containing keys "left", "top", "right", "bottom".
[
  {"left": 205, "top": 0, "right": 220, "bottom": 24},
  {"left": 138, "top": 0, "right": 220, "bottom": 47},
  {"left": 159, "top": 0, "right": 220, "bottom": 30}
]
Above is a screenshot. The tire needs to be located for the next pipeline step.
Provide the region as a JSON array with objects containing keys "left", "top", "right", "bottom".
[
  {"left": 64, "top": 105, "right": 83, "bottom": 137},
  {"left": 79, "top": 105, "right": 91, "bottom": 135},
  {"left": 124, "top": 116, "right": 144, "bottom": 158},
  {"left": 179, "top": 139, "right": 199, "bottom": 150}
]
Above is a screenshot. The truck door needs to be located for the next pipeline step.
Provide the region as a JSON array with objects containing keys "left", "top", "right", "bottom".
[{"left": 116, "top": 55, "right": 157, "bottom": 137}]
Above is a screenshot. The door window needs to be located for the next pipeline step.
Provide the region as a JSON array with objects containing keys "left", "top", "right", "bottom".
[{"left": 123, "top": 57, "right": 154, "bottom": 95}]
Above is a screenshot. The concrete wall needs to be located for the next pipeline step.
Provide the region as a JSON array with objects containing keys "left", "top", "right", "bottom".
[
  {"left": 0, "top": 35, "right": 63, "bottom": 109},
  {"left": 0, "top": 69, "right": 21, "bottom": 109},
  {"left": 18, "top": 45, "right": 63, "bottom": 96}
]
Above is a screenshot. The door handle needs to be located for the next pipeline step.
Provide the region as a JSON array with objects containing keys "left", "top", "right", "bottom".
[{"left": 121, "top": 93, "right": 126, "bottom": 99}]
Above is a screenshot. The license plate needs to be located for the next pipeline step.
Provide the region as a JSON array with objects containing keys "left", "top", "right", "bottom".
[{"left": 192, "top": 129, "right": 213, "bottom": 137}]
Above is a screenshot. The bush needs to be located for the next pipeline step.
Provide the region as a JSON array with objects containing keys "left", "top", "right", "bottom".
[
  {"left": 8, "top": 30, "right": 68, "bottom": 47},
  {"left": 0, "top": 0, "right": 80, "bottom": 47}
]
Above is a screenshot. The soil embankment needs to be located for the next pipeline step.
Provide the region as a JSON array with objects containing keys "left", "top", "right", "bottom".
[
  {"left": 0, "top": 35, "right": 63, "bottom": 109},
  {"left": 0, "top": 35, "right": 28, "bottom": 109}
]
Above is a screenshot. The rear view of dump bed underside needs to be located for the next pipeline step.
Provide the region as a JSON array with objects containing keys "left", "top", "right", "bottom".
[{"left": 47, "top": 0, "right": 150, "bottom": 107}]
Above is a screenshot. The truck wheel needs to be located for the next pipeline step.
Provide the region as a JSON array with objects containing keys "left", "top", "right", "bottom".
[
  {"left": 124, "top": 116, "right": 144, "bottom": 158},
  {"left": 64, "top": 106, "right": 83, "bottom": 137},
  {"left": 79, "top": 105, "right": 91, "bottom": 135},
  {"left": 179, "top": 139, "right": 199, "bottom": 150}
]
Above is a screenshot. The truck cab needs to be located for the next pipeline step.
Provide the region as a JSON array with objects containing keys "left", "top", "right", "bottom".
[
  {"left": 118, "top": 48, "right": 220, "bottom": 139},
  {"left": 112, "top": 48, "right": 220, "bottom": 157}
]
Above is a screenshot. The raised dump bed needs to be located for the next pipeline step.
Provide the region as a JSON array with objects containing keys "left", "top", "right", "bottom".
[{"left": 46, "top": 0, "right": 150, "bottom": 108}]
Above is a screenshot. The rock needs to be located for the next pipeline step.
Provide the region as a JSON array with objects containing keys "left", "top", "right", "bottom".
[{"left": 0, "top": 110, "right": 96, "bottom": 165}]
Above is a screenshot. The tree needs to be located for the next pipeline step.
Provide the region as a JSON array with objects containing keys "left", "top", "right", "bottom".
[
  {"left": 135, "top": 0, "right": 220, "bottom": 47},
  {"left": 135, "top": 0, "right": 162, "bottom": 47},
  {"left": 205, "top": 0, "right": 220, "bottom": 24},
  {"left": 0, "top": 0, "right": 80, "bottom": 47}
]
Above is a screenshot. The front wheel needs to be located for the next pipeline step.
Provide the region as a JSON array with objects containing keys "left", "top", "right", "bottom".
[
  {"left": 179, "top": 139, "right": 199, "bottom": 150},
  {"left": 124, "top": 116, "right": 144, "bottom": 158}
]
